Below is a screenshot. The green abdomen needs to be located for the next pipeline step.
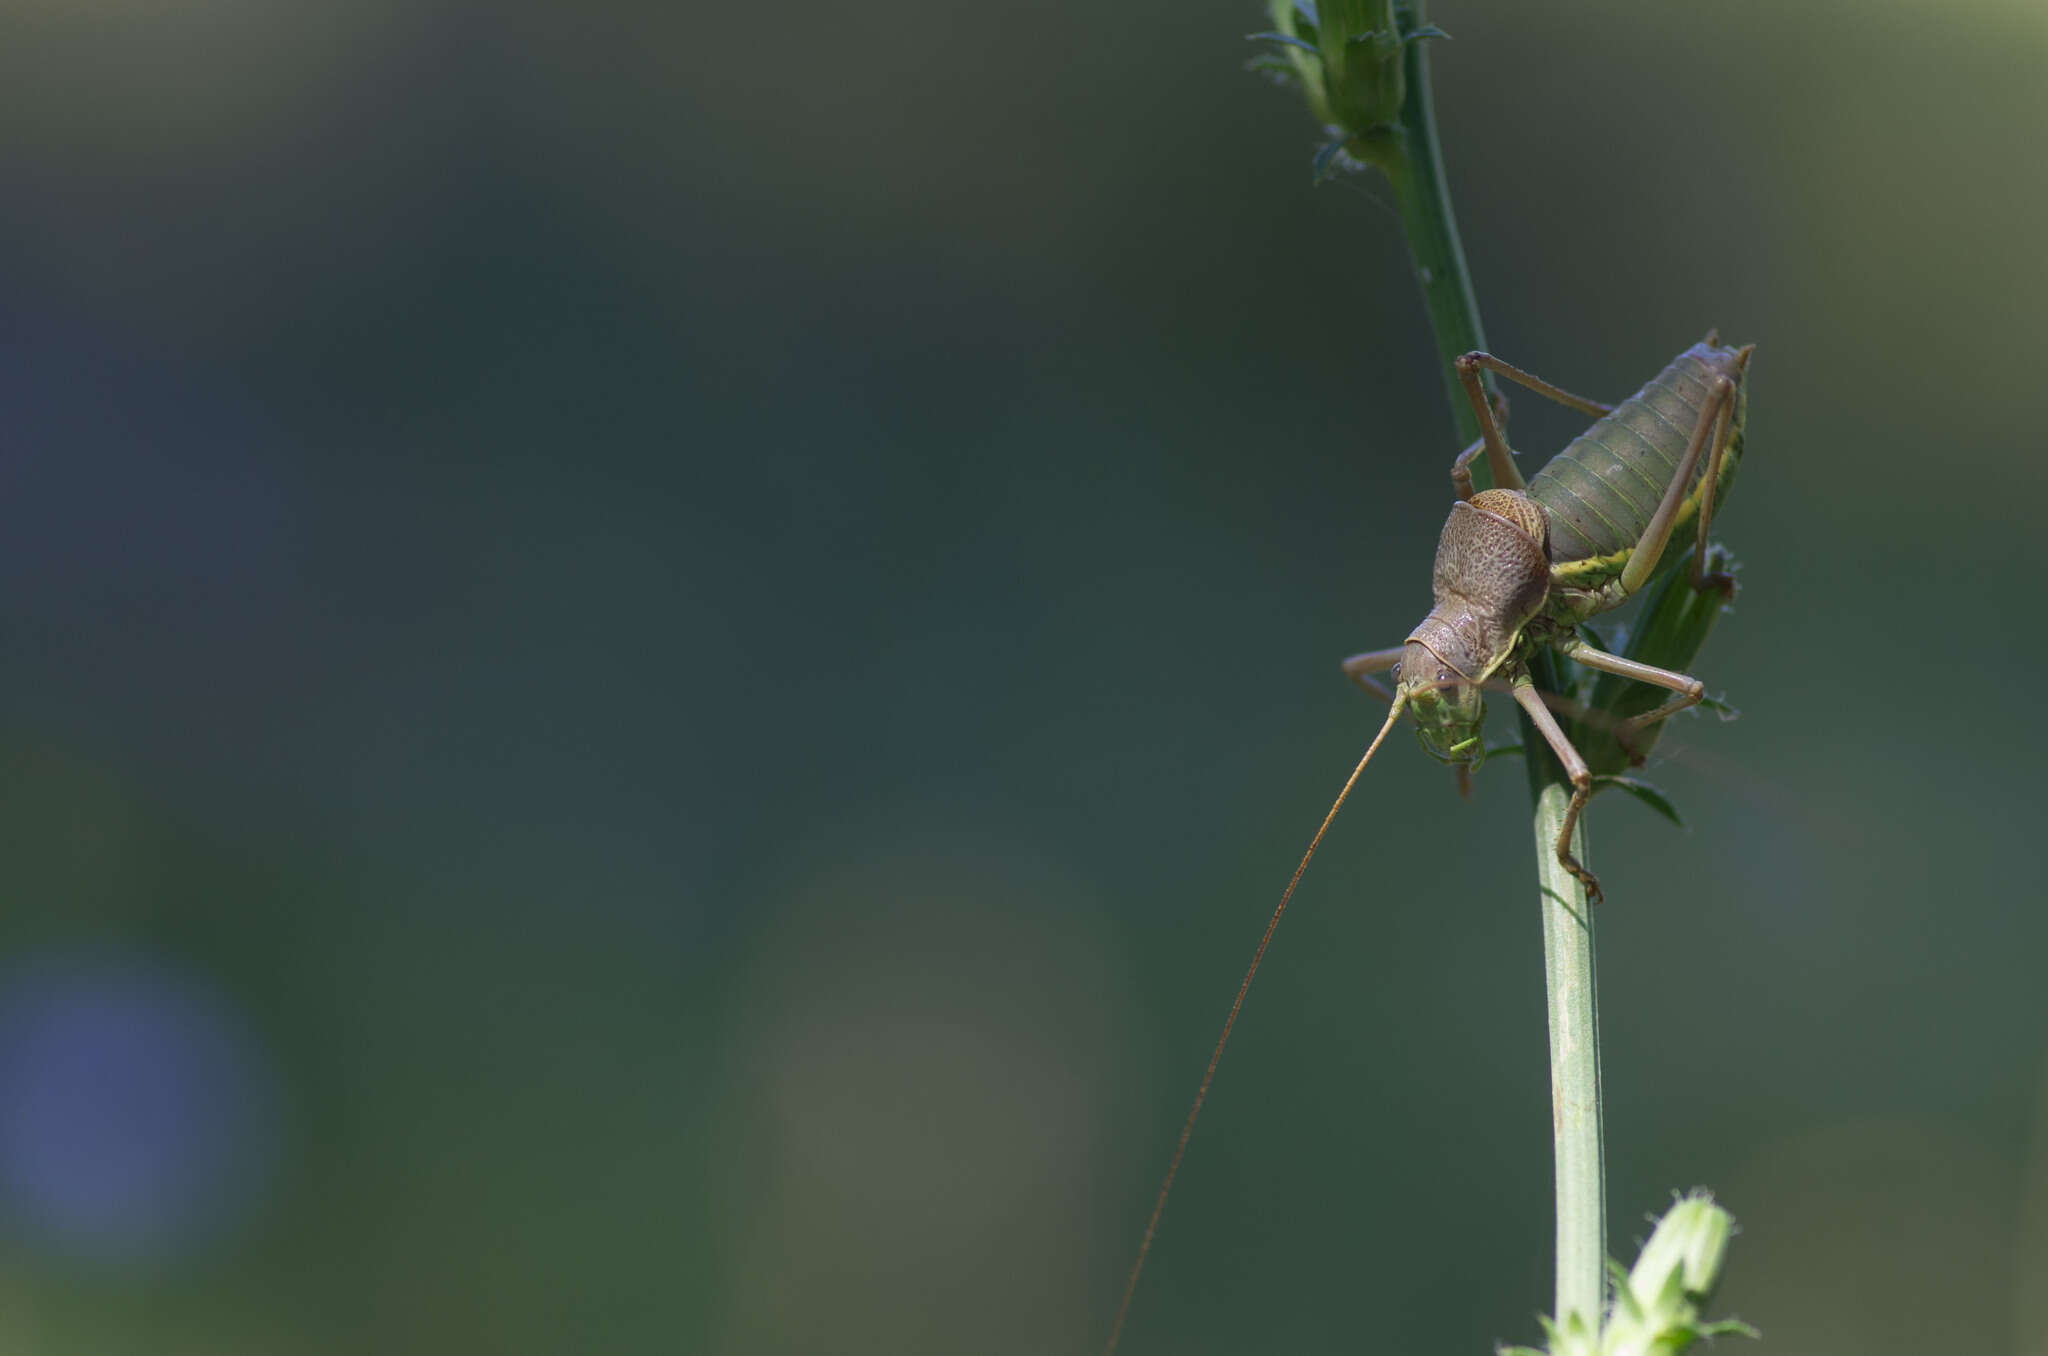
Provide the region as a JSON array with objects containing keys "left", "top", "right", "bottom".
[{"left": 1526, "top": 342, "right": 1747, "bottom": 566}]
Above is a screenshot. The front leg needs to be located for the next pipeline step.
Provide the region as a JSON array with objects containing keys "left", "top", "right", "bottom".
[{"left": 1510, "top": 675, "right": 1601, "bottom": 905}]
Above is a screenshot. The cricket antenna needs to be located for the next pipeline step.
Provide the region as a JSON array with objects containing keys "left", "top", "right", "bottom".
[{"left": 1102, "top": 695, "right": 1409, "bottom": 1356}]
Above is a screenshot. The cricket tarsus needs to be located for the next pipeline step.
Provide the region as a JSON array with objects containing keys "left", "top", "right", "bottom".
[{"left": 1102, "top": 698, "right": 1409, "bottom": 1356}]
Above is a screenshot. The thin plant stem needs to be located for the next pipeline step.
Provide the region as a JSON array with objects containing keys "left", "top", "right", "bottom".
[
  {"left": 1379, "top": 26, "right": 1487, "bottom": 447},
  {"left": 1370, "top": 1, "right": 1608, "bottom": 1330},
  {"left": 1532, "top": 785, "right": 1604, "bottom": 1328}
]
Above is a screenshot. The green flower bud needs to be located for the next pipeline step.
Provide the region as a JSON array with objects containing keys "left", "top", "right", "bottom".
[
  {"left": 1506, "top": 1193, "right": 1756, "bottom": 1356},
  {"left": 1626, "top": 1192, "right": 1733, "bottom": 1308},
  {"left": 1316, "top": 0, "right": 1406, "bottom": 135},
  {"left": 1249, "top": 0, "right": 1450, "bottom": 176}
]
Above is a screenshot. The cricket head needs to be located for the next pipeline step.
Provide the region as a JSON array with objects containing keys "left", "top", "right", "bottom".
[
  {"left": 1396, "top": 490, "right": 1553, "bottom": 776},
  {"left": 1395, "top": 640, "right": 1488, "bottom": 770}
]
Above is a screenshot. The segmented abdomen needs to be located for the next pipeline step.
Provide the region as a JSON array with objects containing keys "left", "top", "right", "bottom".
[{"left": 1525, "top": 341, "right": 1747, "bottom": 564}]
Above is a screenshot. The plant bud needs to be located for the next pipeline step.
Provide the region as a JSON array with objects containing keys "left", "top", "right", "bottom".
[{"left": 1249, "top": 0, "right": 1449, "bottom": 176}]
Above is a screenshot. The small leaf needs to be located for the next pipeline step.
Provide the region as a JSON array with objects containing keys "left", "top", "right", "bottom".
[
  {"left": 1401, "top": 24, "right": 1451, "bottom": 45},
  {"left": 1700, "top": 691, "right": 1740, "bottom": 720},
  {"left": 1344, "top": 28, "right": 1405, "bottom": 71},
  {"left": 1606, "top": 1261, "right": 1647, "bottom": 1327},
  {"left": 1311, "top": 138, "right": 1348, "bottom": 184},
  {"left": 1291, "top": 0, "right": 1318, "bottom": 25},
  {"left": 1695, "top": 1318, "right": 1761, "bottom": 1340},
  {"left": 1603, "top": 776, "right": 1687, "bottom": 830},
  {"left": 1245, "top": 54, "right": 1299, "bottom": 81},
  {"left": 1246, "top": 30, "right": 1321, "bottom": 55}
]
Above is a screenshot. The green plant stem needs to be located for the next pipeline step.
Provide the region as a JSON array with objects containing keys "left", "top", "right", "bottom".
[
  {"left": 1378, "top": 30, "right": 1487, "bottom": 447},
  {"left": 1532, "top": 785, "right": 1604, "bottom": 1328},
  {"left": 1371, "top": 2, "right": 1608, "bottom": 1330}
]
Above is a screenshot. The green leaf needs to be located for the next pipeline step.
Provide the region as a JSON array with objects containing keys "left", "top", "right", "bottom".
[
  {"left": 1601, "top": 776, "right": 1687, "bottom": 830},
  {"left": 1401, "top": 24, "right": 1451, "bottom": 44},
  {"left": 1699, "top": 691, "right": 1740, "bottom": 720},
  {"left": 1291, "top": 0, "right": 1318, "bottom": 25},
  {"left": 1247, "top": 30, "right": 1322, "bottom": 55},
  {"left": 1577, "top": 620, "right": 1615, "bottom": 653}
]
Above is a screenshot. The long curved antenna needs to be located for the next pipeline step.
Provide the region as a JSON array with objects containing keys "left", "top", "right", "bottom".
[{"left": 1103, "top": 696, "right": 1409, "bottom": 1356}]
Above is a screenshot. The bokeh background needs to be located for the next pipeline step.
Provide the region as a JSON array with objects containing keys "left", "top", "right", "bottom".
[{"left": 1, "top": 0, "right": 2045, "bottom": 1351}]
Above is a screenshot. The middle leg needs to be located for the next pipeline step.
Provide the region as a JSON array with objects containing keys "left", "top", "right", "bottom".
[{"left": 1551, "top": 635, "right": 1706, "bottom": 764}]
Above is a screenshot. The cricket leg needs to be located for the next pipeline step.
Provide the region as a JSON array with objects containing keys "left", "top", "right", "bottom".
[
  {"left": 1685, "top": 346, "right": 1751, "bottom": 594},
  {"left": 1447, "top": 386, "right": 1512, "bottom": 500},
  {"left": 1449, "top": 435, "right": 1486, "bottom": 502},
  {"left": 1619, "top": 374, "right": 1738, "bottom": 595},
  {"left": 1478, "top": 676, "right": 1598, "bottom": 728},
  {"left": 1451, "top": 357, "right": 1525, "bottom": 493},
  {"left": 1551, "top": 636, "right": 1706, "bottom": 764},
  {"left": 1457, "top": 351, "right": 1615, "bottom": 419},
  {"left": 1340, "top": 646, "right": 1405, "bottom": 703},
  {"left": 1511, "top": 676, "right": 1602, "bottom": 906},
  {"left": 1453, "top": 350, "right": 1615, "bottom": 496}
]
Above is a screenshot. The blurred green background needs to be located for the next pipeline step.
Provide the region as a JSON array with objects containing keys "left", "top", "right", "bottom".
[{"left": 0, "top": 0, "right": 2045, "bottom": 1351}]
